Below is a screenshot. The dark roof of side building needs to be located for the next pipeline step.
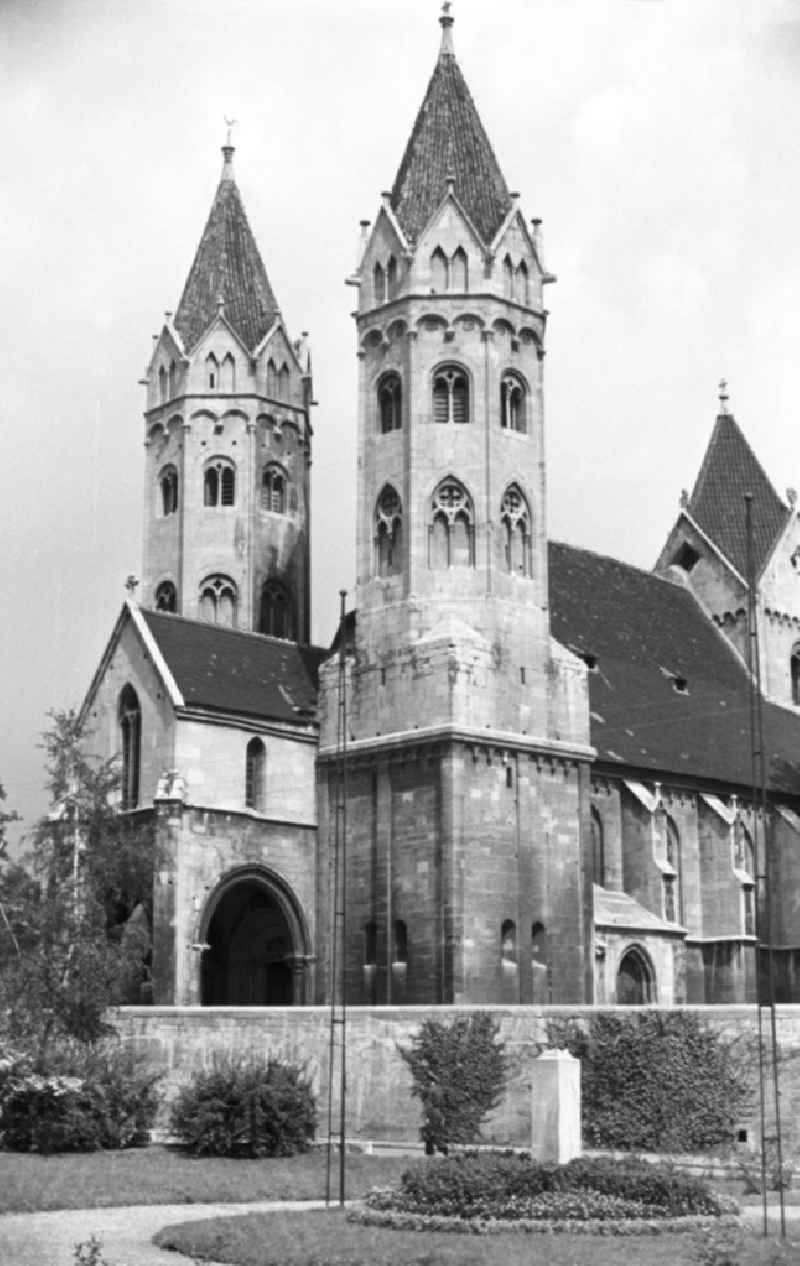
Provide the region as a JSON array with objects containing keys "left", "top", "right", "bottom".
[
  {"left": 548, "top": 541, "right": 800, "bottom": 795},
  {"left": 174, "top": 157, "right": 280, "bottom": 354},
  {"left": 390, "top": 43, "right": 512, "bottom": 246},
  {"left": 687, "top": 412, "right": 787, "bottom": 579},
  {"left": 141, "top": 610, "right": 326, "bottom": 724}
]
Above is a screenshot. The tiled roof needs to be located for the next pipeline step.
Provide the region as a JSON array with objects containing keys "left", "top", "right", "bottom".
[
  {"left": 548, "top": 541, "right": 800, "bottom": 794},
  {"left": 174, "top": 162, "right": 280, "bottom": 354},
  {"left": 687, "top": 413, "right": 787, "bottom": 579},
  {"left": 593, "top": 886, "right": 683, "bottom": 934},
  {"left": 389, "top": 47, "right": 512, "bottom": 246},
  {"left": 140, "top": 610, "right": 326, "bottom": 724}
]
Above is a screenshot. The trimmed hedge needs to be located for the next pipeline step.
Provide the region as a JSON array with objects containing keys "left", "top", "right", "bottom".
[
  {"left": 170, "top": 1055, "right": 316, "bottom": 1157},
  {"left": 546, "top": 1012, "right": 752, "bottom": 1152}
]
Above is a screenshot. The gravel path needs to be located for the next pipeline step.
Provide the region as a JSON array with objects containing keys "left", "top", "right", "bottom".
[{"left": 0, "top": 1199, "right": 329, "bottom": 1266}]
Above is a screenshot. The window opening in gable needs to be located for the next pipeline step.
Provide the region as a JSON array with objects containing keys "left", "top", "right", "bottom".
[
  {"left": 267, "top": 358, "right": 278, "bottom": 397},
  {"left": 451, "top": 246, "right": 468, "bottom": 291},
  {"left": 278, "top": 363, "right": 290, "bottom": 401},
  {"left": 516, "top": 260, "right": 529, "bottom": 305},
  {"left": 155, "top": 580, "right": 177, "bottom": 613},
  {"left": 373, "top": 262, "right": 386, "bottom": 305},
  {"left": 430, "top": 247, "right": 448, "bottom": 293},
  {"left": 386, "top": 256, "right": 398, "bottom": 300},
  {"left": 158, "top": 365, "right": 167, "bottom": 403},
  {"left": 672, "top": 542, "right": 700, "bottom": 571},
  {"left": 119, "top": 684, "right": 141, "bottom": 810},
  {"left": 168, "top": 360, "right": 176, "bottom": 399},
  {"left": 432, "top": 365, "right": 469, "bottom": 425},
  {"left": 429, "top": 478, "right": 474, "bottom": 569},
  {"left": 245, "top": 737, "right": 266, "bottom": 812},
  {"left": 205, "top": 353, "right": 218, "bottom": 390},
  {"left": 500, "top": 484, "right": 532, "bottom": 577},
  {"left": 378, "top": 372, "right": 402, "bottom": 433},
  {"left": 220, "top": 352, "right": 235, "bottom": 393},
  {"left": 502, "top": 253, "right": 514, "bottom": 299},
  {"left": 260, "top": 580, "right": 294, "bottom": 640}
]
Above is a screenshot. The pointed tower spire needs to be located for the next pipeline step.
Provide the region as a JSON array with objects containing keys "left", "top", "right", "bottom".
[
  {"left": 439, "top": 1, "right": 455, "bottom": 56},
  {"left": 221, "top": 116, "right": 236, "bottom": 181},
  {"left": 718, "top": 377, "right": 730, "bottom": 417}
]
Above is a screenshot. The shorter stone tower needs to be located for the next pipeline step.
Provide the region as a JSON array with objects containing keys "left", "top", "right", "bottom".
[{"left": 141, "top": 135, "right": 313, "bottom": 642}]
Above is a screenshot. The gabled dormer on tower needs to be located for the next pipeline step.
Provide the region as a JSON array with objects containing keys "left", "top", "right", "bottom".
[{"left": 141, "top": 135, "right": 313, "bottom": 642}]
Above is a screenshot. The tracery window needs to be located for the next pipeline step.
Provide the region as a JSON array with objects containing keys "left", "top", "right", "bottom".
[
  {"left": 261, "top": 464, "right": 286, "bottom": 513},
  {"left": 119, "top": 684, "right": 141, "bottom": 810},
  {"left": 378, "top": 373, "right": 402, "bottom": 433},
  {"left": 429, "top": 478, "right": 474, "bottom": 569},
  {"left": 432, "top": 365, "right": 469, "bottom": 425},
  {"left": 260, "top": 580, "right": 293, "bottom": 639},
  {"left": 245, "top": 737, "right": 266, "bottom": 812},
  {"left": 199, "top": 574, "right": 237, "bottom": 627},
  {"left": 155, "top": 580, "right": 177, "bottom": 612},
  {"left": 374, "top": 484, "right": 402, "bottom": 577},
  {"left": 500, "top": 372, "right": 526, "bottom": 433},
  {"left": 203, "top": 459, "right": 235, "bottom": 507},
  {"left": 500, "top": 484, "right": 532, "bottom": 577},
  {"left": 160, "top": 465, "right": 179, "bottom": 516}
]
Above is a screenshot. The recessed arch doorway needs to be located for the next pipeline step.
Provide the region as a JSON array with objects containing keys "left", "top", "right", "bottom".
[
  {"left": 616, "top": 945, "right": 655, "bottom": 1005},
  {"left": 200, "top": 867, "right": 308, "bottom": 1006}
]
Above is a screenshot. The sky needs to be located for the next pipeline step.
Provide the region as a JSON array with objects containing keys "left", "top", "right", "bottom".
[{"left": 2, "top": 0, "right": 800, "bottom": 846}]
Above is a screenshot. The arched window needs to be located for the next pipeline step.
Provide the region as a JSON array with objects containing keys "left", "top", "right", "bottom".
[
  {"left": 430, "top": 246, "right": 448, "bottom": 293},
  {"left": 735, "top": 822, "right": 756, "bottom": 936},
  {"left": 168, "top": 360, "right": 176, "bottom": 398},
  {"left": 160, "top": 465, "right": 179, "bottom": 516},
  {"left": 261, "top": 464, "right": 286, "bottom": 513},
  {"left": 155, "top": 580, "right": 177, "bottom": 612},
  {"left": 119, "top": 685, "right": 141, "bottom": 810},
  {"left": 245, "top": 737, "right": 266, "bottom": 812},
  {"left": 158, "top": 365, "right": 167, "bottom": 403},
  {"left": 617, "top": 946, "right": 655, "bottom": 1004},
  {"left": 393, "top": 919, "right": 407, "bottom": 964},
  {"left": 500, "top": 484, "right": 532, "bottom": 577},
  {"left": 531, "top": 921, "right": 550, "bottom": 1002},
  {"left": 429, "top": 478, "right": 474, "bottom": 569},
  {"left": 199, "top": 574, "right": 237, "bottom": 627},
  {"left": 267, "top": 358, "right": 278, "bottom": 397},
  {"left": 278, "top": 363, "right": 290, "bottom": 401},
  {"left": 501, "top": 919, "right": 517, "bottom": 966},
  {"left": 516, "top": 261, "right": 529, "bottom": 305},
  {"left": 502, "top": 254, "right": 514, "bottom": 299},
  {"left": 500, "top": 372, "right": 526, "bottom": 433},
  {"left": 432, "top": 365, "right": 469, "bottom": 425},
  {"left": 664, "top": 816, "right": 682, "bottom": 923},
  {"left": 220, "top": 352, "right": 235, "bottom": 392},
  {"left": 373, "top": 262, "right": 386, "bottom": 305},
  {"left": 204, "top": 459, "right": 235, "bottom": 507},
  {"left": 260, "top": 580, "right": 294, "bottom": 639},
  {"left": 451, "top": 246, "right": 468, "bottom": 291},
  {"left": 205, "top": 353, "right": 218, "bottom": 390},
  {"left": 378, "top": 373, "right": 402, "bottom": 433},
  {"left": 590, "top": 805, "right": 605, "bottom": 886},
  {"left": 374, "top": 484, "right": 402, "bottom": 577},
  {"left": 387, "top": 256, "right": 398, "bottom": 299},
  {"left": 792, "top": 647, "right": 800, "bottom": 704}
]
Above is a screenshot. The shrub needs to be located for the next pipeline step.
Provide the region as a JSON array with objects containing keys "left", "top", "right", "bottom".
[
  {"left": 547, "top": 1013, "right": 752, "bottom": 1152},
  {"left": 399, "top": 1012, "right": 507, "bottom": 1153},
  {"left": 170, "top": 1054, "right": 316, "bottom": 1157},
  {"left": 735, "top": 1143, "right": 793, "bottom": 1194}
]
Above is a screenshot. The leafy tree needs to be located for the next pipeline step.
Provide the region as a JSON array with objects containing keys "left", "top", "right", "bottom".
[{"left": 0, "top": 711, "right": 158, "bottom": 1057}]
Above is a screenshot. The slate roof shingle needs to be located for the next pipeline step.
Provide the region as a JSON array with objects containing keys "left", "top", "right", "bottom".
[
  {"left": 174, "top": 165, "right": 280, "bottom": 354},
  {"left": 687, "top": 413, "right": 787, "bottom": 579},
  {"left": 390, "top": 47, "right": 512, "bottom": 246},
  {"left": 141, "top": 610, "right": 326, "bottom": 724},
  {"left": 548, "top": 540, "right": 800, "bottom": 795}
]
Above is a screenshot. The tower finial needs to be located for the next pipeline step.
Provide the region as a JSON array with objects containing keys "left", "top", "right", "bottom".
[
  {"left": 221, "top": 116, "right": 237, "bottom": 180},
  {"left": 439, "top": 1, "right": 455, "bottom": 56},
  {"left": 718, "top": 378, "right": 730, "bottom": 415}
]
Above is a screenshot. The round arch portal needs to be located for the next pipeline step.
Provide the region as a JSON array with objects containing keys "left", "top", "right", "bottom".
[
  {"left": 616, "top": 945, "right": 656, "bottom": 1005},
  {"left": 199, "top": 867, "right": 309, "bottom": 1006}
]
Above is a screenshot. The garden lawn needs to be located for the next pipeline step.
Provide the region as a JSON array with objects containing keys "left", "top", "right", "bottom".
[
  {"left": 154, "top": 1208, "right": 798, "bottom": 1266},
  {"left": 0, "top": 1147, "right": 408, "bottom": 1214}
]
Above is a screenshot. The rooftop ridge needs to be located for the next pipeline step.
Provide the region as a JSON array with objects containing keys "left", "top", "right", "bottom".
[{"left": 141, "top": 608, "right": 327, "bottom": 657}]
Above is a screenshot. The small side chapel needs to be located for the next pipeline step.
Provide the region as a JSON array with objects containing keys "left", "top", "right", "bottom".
[{"left": 79, "top": 9, "right": 800, "bottom": 1011}]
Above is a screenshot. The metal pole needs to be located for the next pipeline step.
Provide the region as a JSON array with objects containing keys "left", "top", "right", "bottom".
[{"left": 338, "top": 588, "right": 348, "bottom": 1208}]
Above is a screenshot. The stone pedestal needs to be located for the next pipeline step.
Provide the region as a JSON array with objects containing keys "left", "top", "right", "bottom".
[{"left": 530, "top": 1048, "right": 581, "bottom": 1162}]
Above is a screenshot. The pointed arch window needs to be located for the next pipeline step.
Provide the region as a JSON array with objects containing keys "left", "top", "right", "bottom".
[
  {"left": 516, "top": 261, "right": 529, "bottom": 305},
  {"left": 432, "top": 365, "right": 469, "bottom": 425},
  {"left": 278, "top": 363, "right": 290, "bottom": 401},
  {"left": 617, "top": 946, "right": 655, "bottom": 1004},
  {"left": 500, "top": 372, "right": 527, "bottom": 433},
  {"left": 735, "top": 821, "right": 756, "bottom": 936},
  {"left": 261, "top": 464, "right": 286, "bottom": 514},
  {"left": 245, "top": 737, "right": 266, "bottom": 812},
  {"left": 260, "top": 580, "right": 294, "bottom": 640},
  {"left": 501, "top": 484, "right": 532, "bottom": 577},
  {"left": 220, "top": 353, "right": 235, "bottom": 392},
  {"left": 664, "top": 816, "right": 682, "bottom": 924},
  {"left": 451, "top": 246, "right": 468, "bottom": 291},
  {"left": 199, "top": 574, "right": 237, "bottom": 627},
  {"left": 531, "top": 920, "right": 550, "bottom": 1003},
  {"left": 373, "top": 262, "right": 386, "bottom": 305},
  {"left": 155, "top": 580, "right": 177, "bottom": 612},
  {"left": 501, "top": 919, "right": 517, "bottom": 967},
  {"left": 378, "top": 372, "right": 402, "bottom": 433},
  {"left": 374, "top": 484, "right": 402, "bottom": 577},
  {"left": 159, "top": 465, "right": 179, "bottom": 516},
  {"left": 267, "top": 358, "right": 278, "bottom": 397},
  {"left": 204, "top": 458, "right": 235, "bottom": 507},
  {"left": 430, "top": 246, "right": 449, "bottom": 293},
  {"left": 206, "top": 353, "right": 218, "bottom": 390},
  {"left": 502, "top": 254, "right": 514, "bottom": 299},
  {"left": 168, "top": 360, "right": 177, "bottom": 399},
  {"left": 429, "top": 478, "right": 474, "bottom": 569},
  {"left": 590, "top": 805, "right": 605, "bottom": 886},
  {"left": 158, "top": 366, "right": 167, "bottom": 403},
  {"left": 119, "top": 685, "right": 141, "bottom": 810},
  {"left": 791, "top": 646, "right": 800, "bottom": 704},
  {"left": 387, "top": 256, "right": 398, "bottom": 299}
]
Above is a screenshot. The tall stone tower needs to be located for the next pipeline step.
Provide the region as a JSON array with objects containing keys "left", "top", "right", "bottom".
[
  {"left": 141, "top": 135, "right": 313, "bottom": 642},
  {"left": 318, "top": 9, "right": 594, "bottom": 1006}
]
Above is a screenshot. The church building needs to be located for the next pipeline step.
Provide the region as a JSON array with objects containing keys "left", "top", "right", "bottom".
[{"left": 79, "top": 8, "right": 800, "bottom": 1011}]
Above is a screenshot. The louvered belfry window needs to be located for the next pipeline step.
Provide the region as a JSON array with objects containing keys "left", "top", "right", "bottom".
[{"left": 432, "top": 366, "right": 469, "bottom": 425}]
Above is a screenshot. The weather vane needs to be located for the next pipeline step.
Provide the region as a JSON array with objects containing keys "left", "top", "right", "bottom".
[{"left": 224, "top": 116, "right": 237, "bottom": 147}]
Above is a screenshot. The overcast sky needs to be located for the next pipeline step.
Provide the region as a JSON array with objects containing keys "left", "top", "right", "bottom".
[{"left": 2, "top": 0, "right": 799, "bottom": 845}]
